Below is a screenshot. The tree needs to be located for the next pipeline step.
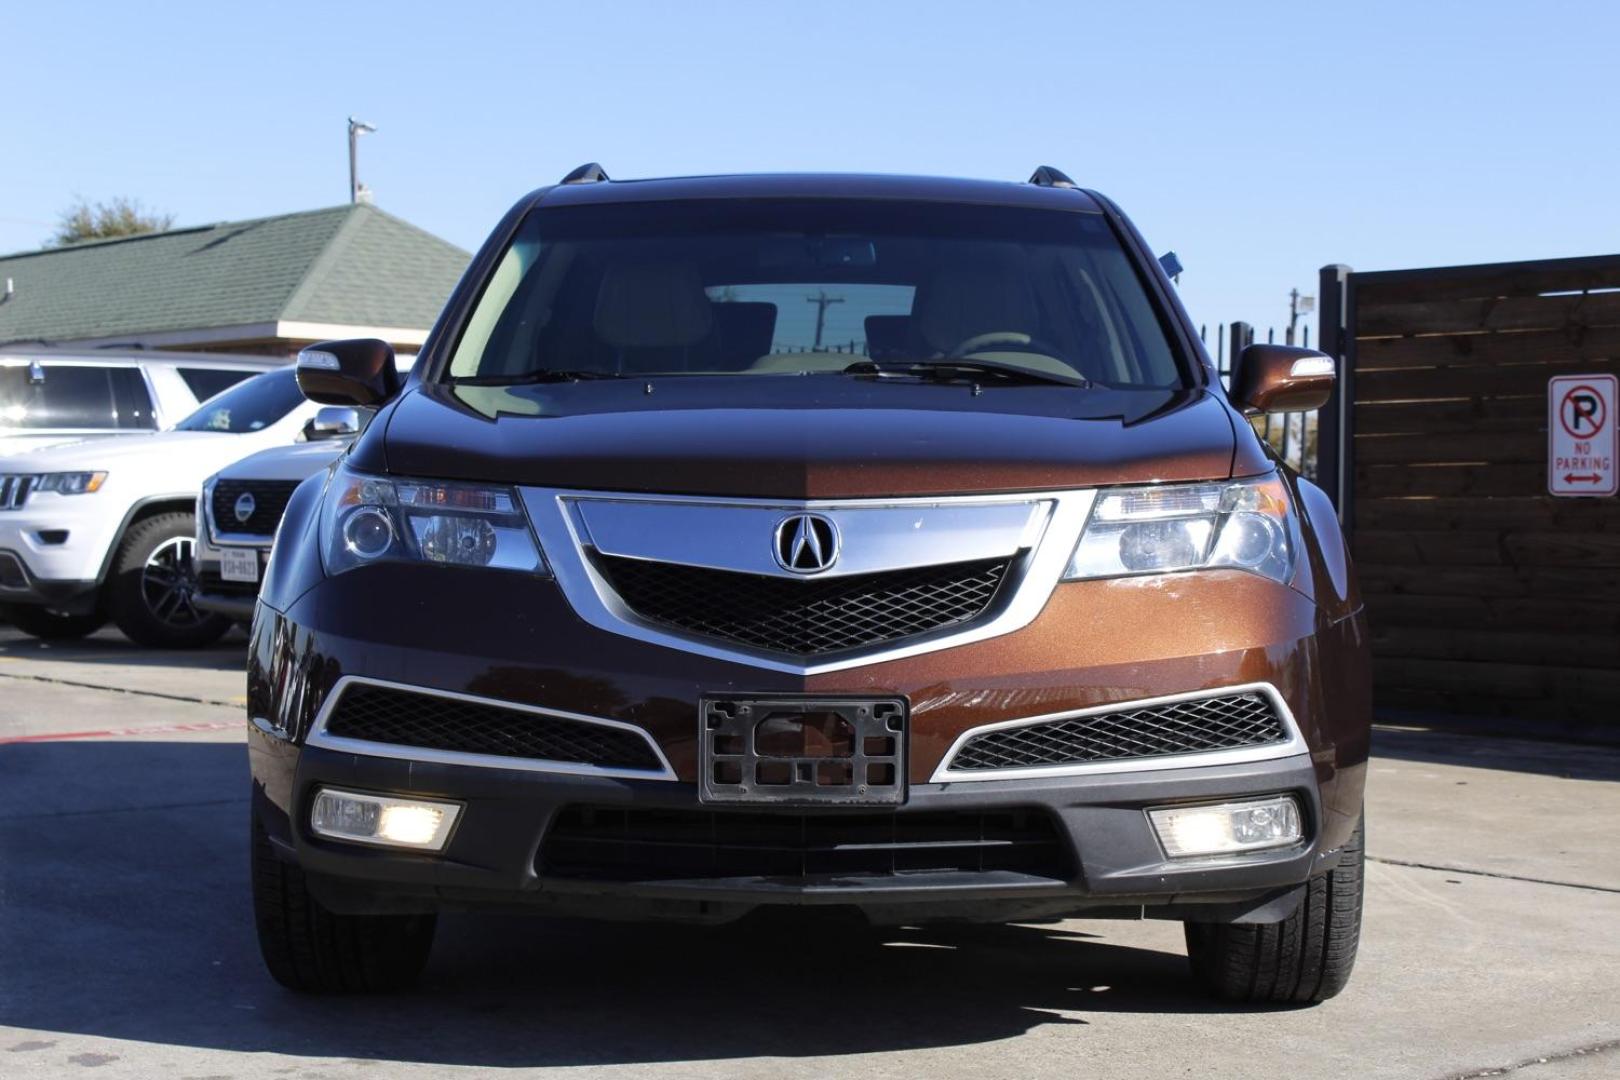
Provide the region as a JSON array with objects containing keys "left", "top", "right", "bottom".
[{"left": 49, "top": 196, "right": 174, "bottom": 246}]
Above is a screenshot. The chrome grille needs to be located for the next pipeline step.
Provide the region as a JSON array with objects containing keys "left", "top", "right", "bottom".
[
  {"left": 0, "top": 475, "right": 32, "bottom": 511},
  {"left": 210, "top": 479, "right": 300, "bottom": 537},
  {"left": 947, "top": 692, "right": 1289, "bottom": 772},
  {"left": 593, "top": 554, "right": 1011, "bottom": 657},
  {"left": 322, "top": 683, "right": 663, "bottom": 771}
]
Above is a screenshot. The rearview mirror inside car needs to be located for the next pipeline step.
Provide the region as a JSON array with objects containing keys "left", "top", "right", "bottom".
[
  {"left": 1230, "top": 344, "right": 1335, "bottom": 415},
  {"left": 296, "top": 338, "right": 400, "bottom": 407}
]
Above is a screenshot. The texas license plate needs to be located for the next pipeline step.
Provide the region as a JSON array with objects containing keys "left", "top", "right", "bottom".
[{"left": 220, "top": 548, "right": 259, "bottom": 584}]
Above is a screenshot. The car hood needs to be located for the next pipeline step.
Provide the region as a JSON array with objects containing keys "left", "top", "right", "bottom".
[
  {"left": 0, "top": 428, "right": 299, "bottom": 502},
  {"left": 378, "top": 378, "right": 1242, "bottom": 498},
  {"left": 214, "top": 439, "right": 351, "bottom": 483}
]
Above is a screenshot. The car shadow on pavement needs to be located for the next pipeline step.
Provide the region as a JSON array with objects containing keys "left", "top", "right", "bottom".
[
  {"left": 0, "top": 739, "right": 1262, "bottom": 1069},
  {"left": 0, "top": 624, "right": 246, "bottom": 673},
  {"left": 1372, "top": 725, "right": 1620, "bottom": 783}
]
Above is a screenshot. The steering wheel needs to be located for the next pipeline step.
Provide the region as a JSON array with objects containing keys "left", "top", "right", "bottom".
[{"left": 948, "top": 331, "right": 1068, "bottom": 359}]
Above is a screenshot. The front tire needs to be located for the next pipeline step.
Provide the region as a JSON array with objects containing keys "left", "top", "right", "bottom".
[
  {"left": 105, "top": 512, "right": 230, "bottom": 648},
  {"left": 1183, "top": 818, "right": 1365, "bottom": 1004},
  {"left": 251, "top": 814, "right": 436, "bottom": 993},
  {"left": 0, "top": 603, "right": 107, "bottom": 641}
]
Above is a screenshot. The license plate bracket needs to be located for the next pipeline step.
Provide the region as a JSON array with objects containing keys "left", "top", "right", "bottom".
[
  {"left": 699, "top": 696, "right": 907, "bottom": 806},
  {"left": 220, "top": 547, "right": 260, "bottom": 584}
]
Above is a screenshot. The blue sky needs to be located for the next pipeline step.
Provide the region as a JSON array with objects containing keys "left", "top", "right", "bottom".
[{"left": 3, "top": 0, "right": 1616, "bottom": 338}]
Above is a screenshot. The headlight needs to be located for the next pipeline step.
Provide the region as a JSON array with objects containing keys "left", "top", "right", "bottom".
[
  {"left": 1065, "top": 474, "right": 1296, "bottom": 584},
  {"left": 320, "top": 465, "right": 546, "bottom": 576},
  {"left": 33, "top": 471, "right": 108, "bottom": 495}
]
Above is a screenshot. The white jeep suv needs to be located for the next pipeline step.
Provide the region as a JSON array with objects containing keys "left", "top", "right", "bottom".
[
  {"left": 1, "top": 346, "right": 279, "bottom": 455},
  {"left": 0, "top": 367, "right": 320, "bottom": 646}
]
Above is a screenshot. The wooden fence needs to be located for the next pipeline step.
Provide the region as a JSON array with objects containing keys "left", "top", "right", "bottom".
[{"left": 1316, "top": 255, "right": 1620, "bottom": 733}]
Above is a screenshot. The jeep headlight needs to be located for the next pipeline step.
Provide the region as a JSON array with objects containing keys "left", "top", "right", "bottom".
[
  {"left": 320, "top": 465, "right": 546, "bottom": 576},
  {"left": 34, "top": 471, "right": 108, "bottom": 495},
  {"left": 1065, "top": 474, "right": 1296, "bottom": 584}
]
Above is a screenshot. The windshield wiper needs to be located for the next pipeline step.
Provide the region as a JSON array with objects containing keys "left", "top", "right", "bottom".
[
  {"left": 843, "top": 359, "right": 1088, "bottom": 388},
  {"left": 449, "top": 370, "right": 627, "bottom": 386}
]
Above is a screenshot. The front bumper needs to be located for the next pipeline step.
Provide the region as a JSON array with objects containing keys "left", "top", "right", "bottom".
[
  {"left": 191, "top": 529, "right": 267, "bottom": 621},
  {"left": 255, "top": 731, "right": 1331, "bottom": 924},
  {"left": 0, "top": 498, "right": 117, "bottom": 610}
]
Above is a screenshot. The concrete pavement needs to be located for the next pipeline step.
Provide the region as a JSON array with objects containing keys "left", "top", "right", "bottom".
[{"left": 2, "top": 625, "right": 1618, "bottom": 1079}]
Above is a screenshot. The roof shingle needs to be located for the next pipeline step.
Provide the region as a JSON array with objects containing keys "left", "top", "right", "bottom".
[{"left": 0, "top": 204, "right": 469, "bottom": 345}]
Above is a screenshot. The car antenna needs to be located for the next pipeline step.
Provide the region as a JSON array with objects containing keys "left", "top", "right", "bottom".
[
  {"left": 560, "top": 162, "right": 610, "bottom": 184},
  {"left": 1027, "top": 166, "right": 1078, "bottom": 189}
]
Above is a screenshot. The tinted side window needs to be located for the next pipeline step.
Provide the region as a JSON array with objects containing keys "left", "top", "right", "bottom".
[
  {"left": 0, "top": 365, "right": 125, "bottom": 429},
  {"left": 179, "top": 367, "right": 254, "bottom": 403},
  {"left": 110, "top": 368, "right": 157, "bottom": 429}
]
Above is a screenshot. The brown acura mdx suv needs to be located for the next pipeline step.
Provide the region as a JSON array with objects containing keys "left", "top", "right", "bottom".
[{"left": 247, "top": 167, "right": 1368, "bottom": 1003}]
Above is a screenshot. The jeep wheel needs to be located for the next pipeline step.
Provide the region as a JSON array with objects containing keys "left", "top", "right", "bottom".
[
  {"left": 105, "top": 512, "right": 231, "bottom": 649},
  {"left": 0, "top": 603, "right": 107, "bottom": 641},
  {"left": 252, "top": 813, "right": 437, "bottom": 993},
  {"left": 1183, "top": 818, "right": 1365, "bottom": 1004}
]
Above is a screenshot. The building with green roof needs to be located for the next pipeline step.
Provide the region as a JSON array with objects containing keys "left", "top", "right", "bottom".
[{"left": 0, "top": 204, "right": 469, "bottom": 359}]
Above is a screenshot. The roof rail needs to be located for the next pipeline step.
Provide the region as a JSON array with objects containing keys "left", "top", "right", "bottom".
[
  {"left": 560, "top": 162, "right": 610, "bottom": 184},
  {"left": 1027, "top": 166, "right": 1078, "bottom": 189}
]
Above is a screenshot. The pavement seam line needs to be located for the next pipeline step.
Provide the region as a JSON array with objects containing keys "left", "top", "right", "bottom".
[
  {"left": 0, "top": 669, "right": 240, "bottom": 709},
  {"left": 1369, "top": 855, "right": 1620, "bottom": 896},
  {"left": 1, "top": 797, "right": 248, "bottom": 823},
  {"left": 1436, "top": 1037, "right": 1620, "bottom": 1079}
]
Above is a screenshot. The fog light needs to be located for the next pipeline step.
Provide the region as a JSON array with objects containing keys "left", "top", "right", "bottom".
[
  {"left": 309, "top": 789, "right": 461, "bottom": 851},
  {"left": 1148, "top": 796, "right": 1302, "bottom": 858}
]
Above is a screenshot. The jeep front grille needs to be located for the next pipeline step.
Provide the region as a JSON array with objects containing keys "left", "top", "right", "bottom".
[
  {"left": 322, "top": 683, "right": 663, "bottom": 772},
  {"left": 0, "top": 475, "right": 33, "bottom": 511},
  {"left": 592, "top": 554, "right": 1011, "bottom": 657},
  {"left": 947, "top": 692, "right": 1289, "bottom": 772},
  {"left": 211, "top": 479, "right": 300, "bottom": 537},
  {"left": 540, "top": 805, "right": 1071, "bottom": 882}
]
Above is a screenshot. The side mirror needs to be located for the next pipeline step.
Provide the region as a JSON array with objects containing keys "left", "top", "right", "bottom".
[
  {"left": 302, "top": 406, "right": 363, "bottom": 441},
  {"left": 1230, "top": 344, "right": 1335, "bottom": 415},
  {"left": 296, "top": 338, "right": 400, "bottom": 407}
]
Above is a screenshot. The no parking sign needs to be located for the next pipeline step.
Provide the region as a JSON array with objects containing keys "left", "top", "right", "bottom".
[{"left": 1548, "top": 374, "right": 1617, "bottom": 497}]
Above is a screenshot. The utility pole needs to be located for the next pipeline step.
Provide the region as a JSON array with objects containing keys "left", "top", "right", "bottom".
[
  {"left": 1286, "top": 288, "right": 1316, "bottom": 346},
  {"left": 806, "top": 290, "right": 845, "bottom": 350},
  {"left": 348, "top": 117, "right": 377, "bottom": 204}
]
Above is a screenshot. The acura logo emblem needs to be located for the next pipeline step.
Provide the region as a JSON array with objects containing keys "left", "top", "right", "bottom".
[
  {"left": 233, "top": 492, "right": 257, "bottom": 524},
  {"left": 774, "top": 513, "right": 838, "bottom": 574}
]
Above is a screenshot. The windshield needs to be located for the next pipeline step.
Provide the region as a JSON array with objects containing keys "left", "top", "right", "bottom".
[
  {"left": 446, "top": 199, "right": 1186, "bottom": 388},
  {"left": 174, "top": 367, "right": 304, "bottom": 433}
]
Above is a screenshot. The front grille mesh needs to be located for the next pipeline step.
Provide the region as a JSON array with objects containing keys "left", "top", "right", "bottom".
[
  {"left": 594, "top": 554, "right": 1010, "bottom": 656},
  {"left": 948, "top": 692, "right": 1289, "bottom": 771},
  {"left": 211, "top": 479, "right": 300, "bottom": 536},
  {"left": 541, "top": 805, "right": 1070, "bottom": 882},
  {"left": 323, "top": 683, "right": 663, "bottom": 771}
]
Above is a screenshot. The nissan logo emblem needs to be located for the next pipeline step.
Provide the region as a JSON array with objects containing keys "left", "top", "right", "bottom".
[
  {"left": 774, "top": 513, "right": 838, "bottom": 574},
  {"left": 233, "top": 492, "right": 257, "bottom": 524}
]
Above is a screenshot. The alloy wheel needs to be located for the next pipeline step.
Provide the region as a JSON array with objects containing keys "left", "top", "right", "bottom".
[{"left": 141, "top": 536, "right": 206, "bottom": 628}]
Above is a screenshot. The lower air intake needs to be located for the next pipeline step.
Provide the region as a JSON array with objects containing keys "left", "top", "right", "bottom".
[
  {"left": 322, "top": 683, "right": 663, "bottom": 772},
  {"left": 540, "top": 805, "right": 1071, "bottom": 882},
  {"left": 947, "top": 692, "right": 1289, "bottom": 771}
]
